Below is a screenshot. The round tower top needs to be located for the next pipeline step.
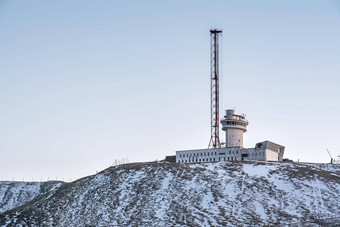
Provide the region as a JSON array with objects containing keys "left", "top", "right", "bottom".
[
  {"left": 226, "top": 109, "right": 234, "bottom": 119},
  {"left": 221, "top": 109, "right": 249, "bottom": 132}
]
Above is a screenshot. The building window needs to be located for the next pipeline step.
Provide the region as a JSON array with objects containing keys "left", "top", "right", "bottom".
[
  {"left": 228, "top": 157, "right": 229, "bottom": 161},
  {"left": 224, "top": 157, "right": 226, "bottom": 161}
]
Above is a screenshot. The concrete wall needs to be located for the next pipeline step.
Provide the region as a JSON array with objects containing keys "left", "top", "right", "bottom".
[
  {"left": 176, "top": 147, "right": 242, "bottom": 163},
  {"left": 266, "top": 149, "right": 280, "bottom": 161},
  {"left": 225, "top": 128, "right": 244, "bottom": 147},
  {"left": 241, "top": 148, "right": 266, "bottom": 161},
  {"left": 176, "top": 141, "right": 285, "bottom": 163}
]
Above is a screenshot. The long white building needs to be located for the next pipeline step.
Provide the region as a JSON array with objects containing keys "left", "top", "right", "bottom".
[{"left": 176, "top": 109, "right": 285, "bottom": 163}]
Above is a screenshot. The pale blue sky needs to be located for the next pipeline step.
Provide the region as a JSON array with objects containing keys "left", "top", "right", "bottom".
[{"left": 1, "top": 0, "right": 340, "bottom": 181}]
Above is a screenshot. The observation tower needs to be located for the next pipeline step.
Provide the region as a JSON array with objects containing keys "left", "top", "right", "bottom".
[{"left": 221, "top": 109, "right": 248, "bottom": 147}]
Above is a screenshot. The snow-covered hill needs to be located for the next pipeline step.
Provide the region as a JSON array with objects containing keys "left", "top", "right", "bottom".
[
  {"left": 0, "top": 161, "right": 339, "bottom": 226},
  {"left": 0, "top": 181, "right": 63, "bottom": 213}
]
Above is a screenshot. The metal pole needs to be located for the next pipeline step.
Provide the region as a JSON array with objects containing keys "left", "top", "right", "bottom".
[{"left": 208, "top": 29, "right": 222, "bottom": 149}]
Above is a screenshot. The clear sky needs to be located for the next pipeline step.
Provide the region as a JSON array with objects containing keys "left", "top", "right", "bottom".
[{"left": 1, "top": 0, "right": 340, "bottom": 181}]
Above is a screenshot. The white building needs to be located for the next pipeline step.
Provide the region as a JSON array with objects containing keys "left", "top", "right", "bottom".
[{"left": 176, "top": 109, "right": 285, "bottom": 163}]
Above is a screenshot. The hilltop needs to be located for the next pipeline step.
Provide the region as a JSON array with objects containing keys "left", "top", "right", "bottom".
[{"left": 0, "top": 161, "right": 339, "bottom": 226}]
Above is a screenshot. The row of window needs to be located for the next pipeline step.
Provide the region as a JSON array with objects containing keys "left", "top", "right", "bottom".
[
  {"left": 179, "top": 150, "right": 240, "bottom": 158},
  {"left": 251, "top": 152, "right": 265, "bottom": 157},
  {"left": 179, "top": 152, "right": 217, "bottom": 158},
  {"left": 178, "top": 151, "right": 266, "bottom": 163},
  {"left": 223, "top": 120, "right": 247, "bottom": 127},
  {"left": 178, "top": 156, "right": 236, "bottom": 163}
]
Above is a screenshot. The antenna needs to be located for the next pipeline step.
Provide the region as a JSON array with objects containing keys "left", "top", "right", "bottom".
[
  {"left": 327, "top": 149, "right": 334, "bottom": 164},
  {"left": 208, "top": 29, "right": 222, "bottom": 149}
]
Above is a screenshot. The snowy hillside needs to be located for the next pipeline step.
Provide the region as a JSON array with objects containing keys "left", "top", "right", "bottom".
[
  {"left": 0, "top": 181, "right": 63, "bottom": 213},
  {"left": 0, "top": 161, "right": 339, "bottom": 226}
]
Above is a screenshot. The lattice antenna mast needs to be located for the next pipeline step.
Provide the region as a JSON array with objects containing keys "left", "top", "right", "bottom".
[{"left": 208, "top": 29, "right": 222, "bottom": 149}]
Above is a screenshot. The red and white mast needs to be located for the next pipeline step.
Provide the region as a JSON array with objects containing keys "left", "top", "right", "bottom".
[{"left": 208, "top": 29, "right": 222, "bottom": 149}]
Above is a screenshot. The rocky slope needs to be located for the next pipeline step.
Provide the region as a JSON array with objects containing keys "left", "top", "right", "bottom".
[
  {"left": 0, "top": 161, "right": 339, "bottom": 226},
  {"left": 0, "top": 181, "right": 63, "bottom": 213}
]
